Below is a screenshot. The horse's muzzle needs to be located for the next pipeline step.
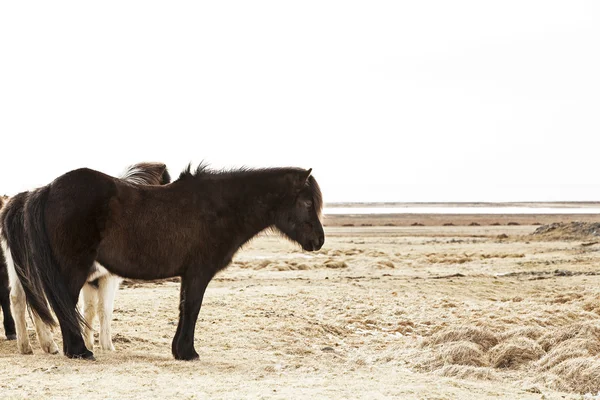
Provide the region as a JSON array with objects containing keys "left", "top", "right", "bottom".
[{"left": 304, "top": 234, "right": 324, "bottom": 251}]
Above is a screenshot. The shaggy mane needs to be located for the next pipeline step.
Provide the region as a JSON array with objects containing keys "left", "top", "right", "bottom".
[{"left": 177, "top": 162, "right": 323, "bottom": 216}]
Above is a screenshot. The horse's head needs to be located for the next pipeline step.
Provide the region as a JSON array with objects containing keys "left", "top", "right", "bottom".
[{"left": 274, "top": 169, "right": 325, "bottom": 252}]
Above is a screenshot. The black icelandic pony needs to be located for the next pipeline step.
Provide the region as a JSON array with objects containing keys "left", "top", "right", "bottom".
[
  {"left": 0, "top": 196, "right": 16, "bottom": 340},
  {"left": 13, "top": 164, "right": 324, "bottom": 360}
]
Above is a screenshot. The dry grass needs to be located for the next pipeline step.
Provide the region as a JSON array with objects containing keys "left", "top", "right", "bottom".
[
  {"left": 499, "top": 326, "right": 548, "bottom": 341},
  {"left": 537, "top": 338, "right": 600, "bottom": 371},
  {"left": 546, "top": 357, "right": 600, "bottom": 394},
  {"left": 429, "top": 341, "right": 488, "bottom": 368},
  {"left": 531, "top": 222, "right": 600, "bottom": 241},
  {"left": 488, "top": 337, "right": 545, "bottom": 368},
  {"left": 538, "top": 322, "right": 600, "bottom": 351},
  {"left": 420, "top": 321, "right": 600, "bottom": 394},
  {"left": 423, "top": 326, "right": 499, "bottom": 351}
]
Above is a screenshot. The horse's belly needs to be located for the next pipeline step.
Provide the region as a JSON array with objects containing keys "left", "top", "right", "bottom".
[{"left": 96, "top": 240, "right": 184, "bottom": 280}]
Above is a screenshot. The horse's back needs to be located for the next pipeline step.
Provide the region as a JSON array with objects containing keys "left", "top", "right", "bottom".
[{"left": 96, "top": 182, "right": 193, "bottom": 279}]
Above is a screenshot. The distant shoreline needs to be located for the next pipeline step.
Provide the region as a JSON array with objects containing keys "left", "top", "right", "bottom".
[
  {"left": 323, "top": 212, "right": 600, "bottom": 227},
  {"left": 325, "top": 201, "right": 600, "bottom": 209}
]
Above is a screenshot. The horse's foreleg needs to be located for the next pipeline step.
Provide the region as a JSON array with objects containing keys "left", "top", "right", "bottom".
[
  {"left": 97, "top": 275, "right": 119, "bottom": 351},
  {"left": 172, "top": 272, "right": 211, "bottom": 361},
  {"left": 81, "top": 283, "right": 98, "bottom": 351}
]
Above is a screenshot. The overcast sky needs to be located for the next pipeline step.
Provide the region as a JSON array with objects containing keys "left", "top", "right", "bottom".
[{"left": 1, "top": 1, "right": 598, "bottom": 202}]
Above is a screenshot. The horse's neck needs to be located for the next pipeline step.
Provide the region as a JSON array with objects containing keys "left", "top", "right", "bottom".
[
  {"left": 222, "top": 193, "right": 276, "bottom": 244},
  {"left": 183, "top": 177, "right": 282, "bottom": 246},
  {"left": 205, "top": 191, "right": 277, "bottom": 269}
]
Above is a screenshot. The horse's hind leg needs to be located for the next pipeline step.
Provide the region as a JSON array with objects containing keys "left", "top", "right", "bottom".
[
  {"left": 4, "top": 239, "right": 58, "bottom": 354},
  {"left": 57, "top": 263, "right": 96, "bottom": 360},
  {"left": 81, "top": 282, "right": 98, "bottom": 351},
  {"left": 4, "top": 245, "right": 33, "bottom": 354},
  {"left": 97, "top": 275, "right": 119, "bottom": 351},
  {"left": 172, "top": 271, "right": 212, "bottom": 360},
  {"left": 0, "top": 280, "right": 16, "bottom": 340},
  {"left": 9, "top": 279, "right": 33, "bottom": 354},
  {"left": 31, "top": 312, "right": 58, "bottom": 354}
]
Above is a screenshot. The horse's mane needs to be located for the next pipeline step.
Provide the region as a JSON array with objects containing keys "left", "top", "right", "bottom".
[
  {"left": 120, "top": 162, "right": 171, "bottom": 186},
  {"left": 177, "top": 162, "right": 323, "bottom": 216}
]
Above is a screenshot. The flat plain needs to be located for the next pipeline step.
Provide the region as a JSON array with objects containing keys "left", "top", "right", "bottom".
[{"left": 2, "top": 212, "right": 600, "bottom": 399}]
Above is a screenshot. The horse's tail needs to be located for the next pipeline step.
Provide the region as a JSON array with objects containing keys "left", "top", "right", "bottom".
[
  {"left": 0, "top": 191, "right": 56, "bottom": 327},
  {"left": 23, "top": 186, "right": 85, "bottom": 333}
]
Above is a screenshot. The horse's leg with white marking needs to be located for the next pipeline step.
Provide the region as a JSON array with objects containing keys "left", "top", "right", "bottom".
[
  {"left": 9, "top": 280, "right": 32, "bottom": 354},
  {"left": 3, "top": 245, "right": 33, "bottom": 354},
  {"left": 4, "top": 243, "right": 58, "bottom": 354},
  {"left": 172, "top": 271, "right": 212, "bottom": 360},
  {"left": 81, "top": 282, "right": 98, "bottom": 351},
  {"left": 97, "top": 275, "right": 119, "bottom": 351},
  {"left": 31, "top": 312, "right": 59, "bottom": 354}
]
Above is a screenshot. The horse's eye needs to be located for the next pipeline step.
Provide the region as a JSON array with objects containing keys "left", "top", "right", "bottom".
[{"left": 305, "top": 200, "right": 313, "bottom": 208}]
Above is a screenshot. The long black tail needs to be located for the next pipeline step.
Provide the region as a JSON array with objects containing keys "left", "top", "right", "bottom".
[
  {"left": 23, "top": 186, "right": 85, "bottom": 334},
  {"left": 0, "top": 191, "right": 56, "bottom": 326}
]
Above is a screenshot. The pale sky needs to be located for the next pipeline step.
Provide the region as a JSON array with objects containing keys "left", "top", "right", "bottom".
[{"left": 1, "top": 1, "right": 599, "bottom": 202}]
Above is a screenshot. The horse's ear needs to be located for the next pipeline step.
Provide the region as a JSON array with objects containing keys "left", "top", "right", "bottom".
[
  {"left": 285, "top": 169, "right": 312, "bottom": 193},
  {"left": 297, "top": 168, "right": 312, "bottom": 191}
]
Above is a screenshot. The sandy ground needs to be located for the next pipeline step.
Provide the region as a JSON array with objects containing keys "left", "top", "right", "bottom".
[{"left": 2, "top": 216, "right": 600, "bottom": 399}]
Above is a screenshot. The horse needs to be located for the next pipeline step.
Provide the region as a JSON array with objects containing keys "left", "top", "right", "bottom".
[
  {"left": 12, "top": 164, "right": 324, "bottom": 360},
  {"left": 0, "top": 162, "right": 170, "bottom": 355},
  {"left": 0, "top": 196, "right": 16, "bottom": 340}
]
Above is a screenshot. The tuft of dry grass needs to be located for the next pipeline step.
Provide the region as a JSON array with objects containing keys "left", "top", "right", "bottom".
[
  {"left": 538, "top": 322, "right": 600, "bottom": 352},
  {"left": 545, "top": 357, "right": 600, "bottom": 394},
  {"left": 488, "top": 337, "right": 545, "bottom": 368},
  {"left": 324, "top": 260, "right": 348, "bottom": 269},
  {"left": 424, "top": 326, "right": 499, "bottom": 351},
  {"left": 372, "top": 260, "right": 395, "bottom": 269},
  {"left": 430, "top": 341, "right": 488, "bottom": 368},
  {"left": 531, "top": 222, "right": 600, "bottom": 241},
  {"left": 499, "top": 326, "right": 548, "bottom": 342},
  {"left": 536, "top": 338, "right": 600, "bottom": 371}
]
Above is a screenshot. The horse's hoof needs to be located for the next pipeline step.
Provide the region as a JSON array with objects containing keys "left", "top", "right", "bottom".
[
  {"left": 67, "top": 350, "right": 96, "bottom": 361},
  {"left": 6, "top": 334, "right": 16, "bottom": 341},
  {"left": 42, "top": 342, "right": 59, "bottom": 355},
  {"left": 175, "top": 351, "right": 199, "bottom": 361},
  {"left": 19, "top": 344, "right": 34, "bottom": 355}
]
